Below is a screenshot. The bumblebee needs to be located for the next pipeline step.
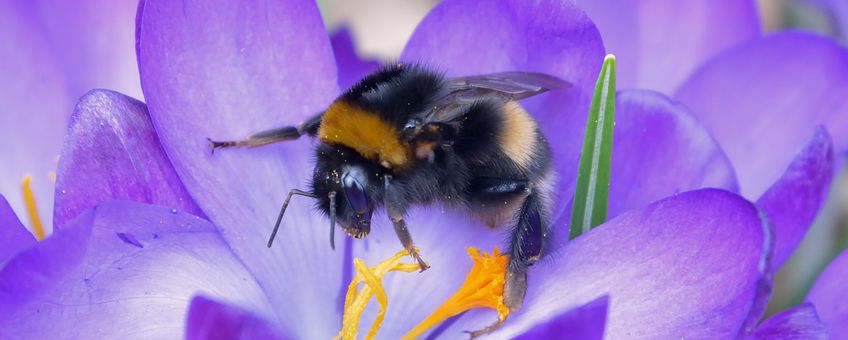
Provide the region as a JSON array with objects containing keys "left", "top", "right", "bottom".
[{"left": 210, "top": 64, "right": 565, "bottom": 312}]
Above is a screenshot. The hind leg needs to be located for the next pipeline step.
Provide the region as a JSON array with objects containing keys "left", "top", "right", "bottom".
[
  {"left": 505, "top": 188, "right": 547, "bottom": 304},
  {"left": 468, "top": 188, "right": 548, "bottom": 338}
]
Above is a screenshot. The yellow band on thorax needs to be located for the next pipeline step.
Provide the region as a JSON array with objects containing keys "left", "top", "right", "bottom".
[{"left": 318, "top": 101, "right": 410, "bottom": 168}]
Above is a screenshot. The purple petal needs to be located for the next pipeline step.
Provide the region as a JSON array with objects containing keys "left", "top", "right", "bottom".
[
  {"left": 575, "top": 0, "right": 761, "bottom": 93},
  {"left": 674, "top": 31, "right": 848, "bottom": 198},
  {"left": 53, "top": 90, "right": 203, "bottom": 228},
  {"left": 514, "top": 296, "right": 608, "bottom": 340},
  {"left": 443, "top": 189, "right": 770, "bottom": 338},
  {"left": 0, "top": 2, "right": 71, "bottom": 233},
  {"left": 401, "top": 0, "right": 602, "bottom": 81},
  {"left": 0, "top": 200, "right": 276, "bottom": 338},
  {"left": 186, "top": 295, "right": 290, "bottom": 340},
  {"left": 0, "top": 195, "right": 36, "bottom": 264},
  {"left": 756, "top": 127, "right": 834, "bottom": 271},
  {"left": 608, "top": 90, "right": 738, "bottom": 219},
  {"left": 753, "top": 303, "right": 827, "bottom": 340},
  {"left": 138, "top": 1, "right": 341, "bottom": 337},
  {"left": 26, "top": 0, "right": 142, "bottom": 99},
  {"left": 400, "top": 0, "right": 605, "bottom": 220},
  {"left": 806, "top": 248, "right": 848, "bottom": 337},
  {"left": 331, "top": 28, "right": 381, "bottom": 90}
]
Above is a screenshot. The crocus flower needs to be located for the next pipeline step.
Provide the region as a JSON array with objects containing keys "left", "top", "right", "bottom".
[
  {"left": 0, "top": 0, "right": 144, "bottom": 237},
  {"left": 1, "top": 0, "right": 846, "bottom": 339}
]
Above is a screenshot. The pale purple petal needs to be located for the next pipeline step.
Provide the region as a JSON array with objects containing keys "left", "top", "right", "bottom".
[
  {"left": 514, "top": 296, "right": 608, "bottom": 340},
  {"left": 575, "top": 0, "right": 761, "bottom": 93},
  {"left": 26, "top": 0, "right": 142, "bottom": 99},
  {"left": 608, "top": 90, "right": 738, "bottom": 219},
  {"left": 331, "top": 28, "right": 381, "bottom": 90},
  {"left": 1, "top": 0, "right": 143, "bottom": 233},
  {"left": 443, "top": 189, "right": 770, "bottom": 339},
  {"left": 675, "top": 31, "right": 848, "bottom": 198},
  {"left": 186, "top": 295, "right": 290, "bottom": 340},
  {"left": 0, "top": 195, "right": 35, "bottom": 264},
  {"left": 401, "top": 0, "right": 605, "bottom": 220},
  {"left": 0, "top": 1, "right": 70, "bottom": 234},
  {"left": 0, "top": 201, "right": 276, "bottom": 339},
  {"left": 138, "top": 1, "right": 341, "bottom": 337},
  {"left": 757, "top": 127, "right": 834, "bottom": 271},
  {"left": 753, "top": 303, "right": 827, "bottom": 340},
  {"left": 806, "top": 248, "right": 848, "bottom": 337},
  {"left": 53, "top": 90, "right": 203, "bottom": 228}
]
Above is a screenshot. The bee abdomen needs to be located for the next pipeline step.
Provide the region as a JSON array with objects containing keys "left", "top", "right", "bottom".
[{"left": 498, "top": 101, "right": 546, "bottom": 171}]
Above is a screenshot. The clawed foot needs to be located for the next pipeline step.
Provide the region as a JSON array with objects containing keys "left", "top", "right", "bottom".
[
  {"left": 465, "top": 318, "right": 507, "bottom": 339},
  {"left": 207, "top": 137, "right": 243, "bottom": 155},
  {"left": 408, "top": 248, "right": 430, "bottom": 272},
  {"left": 465, "top": 267, "right": 526, "bottom": 338}
]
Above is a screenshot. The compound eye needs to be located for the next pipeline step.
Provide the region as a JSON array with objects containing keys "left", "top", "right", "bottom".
[{"left": 343, "top": 173, "right": 370, "bottom": 214}]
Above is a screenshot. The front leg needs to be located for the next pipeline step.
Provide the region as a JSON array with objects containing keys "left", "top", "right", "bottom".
[{"left": 384, "top": 176, "right": 430, "bottom": 272}]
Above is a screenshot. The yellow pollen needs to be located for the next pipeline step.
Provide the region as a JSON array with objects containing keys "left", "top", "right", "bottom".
[
  {"left": 337, "top": 249, "right": 421, "bottom": 340},
  {"left": 403, "top": 247, "right": 509, "bottom": 339},
  {"left": 21, "top": 174, "right": 46, "bottom": 240},
  {"left": 50, "top": 156, "right": 59, "bottom": 182}
]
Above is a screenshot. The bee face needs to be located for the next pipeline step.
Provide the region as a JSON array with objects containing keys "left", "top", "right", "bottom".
[
  {"left": 337, "top": 165, "right": 374, "bottom": 238},
  {"left": 312, "top": 144, "right": 385, "bottom": 238}
]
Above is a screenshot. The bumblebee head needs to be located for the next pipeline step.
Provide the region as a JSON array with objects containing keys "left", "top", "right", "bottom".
[{"left": 312, "top": 144, "right": 386, "bottom": 240}]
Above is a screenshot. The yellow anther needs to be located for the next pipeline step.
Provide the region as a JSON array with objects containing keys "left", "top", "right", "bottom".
[
  {"left": 403, "top": 247, "right": 509, "bottom": 339},
  {"left": 21, "top": 174, "right": 46, "bottom": 240},
  {"left": 337, "top": 249, "right": 421, "bottom": 340}
]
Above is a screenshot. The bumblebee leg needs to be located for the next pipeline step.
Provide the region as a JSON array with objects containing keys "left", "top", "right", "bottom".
[
  {"left": 468, "top": 189, "right": 547, "bottom": 337},
  {"left": 208, "top": 112, "right": 323, "bottom": 152},
  {"left": 384, "top": 176, "right": 430, "bottom": 272}
]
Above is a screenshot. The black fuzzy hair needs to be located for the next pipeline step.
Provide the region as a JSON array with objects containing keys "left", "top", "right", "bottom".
[{"left": 340, "top": 63, "right": 446, "bottom": 128}]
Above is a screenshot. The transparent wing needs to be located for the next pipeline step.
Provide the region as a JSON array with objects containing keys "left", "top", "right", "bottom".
[
  {"left": 446, "top": 71, "right": 570, "bottom": 100},
  {"left": 420, "top": 72, "right": 570, "bottom": 125}
]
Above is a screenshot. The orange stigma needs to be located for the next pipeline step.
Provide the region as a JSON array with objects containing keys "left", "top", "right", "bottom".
[
  {"left": 21, "top": 174, "right": 46, "bottom": 240},
  {"left": 402, "top": 247, "right": 509, "bottom": 339}
]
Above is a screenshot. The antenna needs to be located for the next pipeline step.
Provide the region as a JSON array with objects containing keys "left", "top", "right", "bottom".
[{"left": 267, "top": 189, "right": 318, "bottom": 248}]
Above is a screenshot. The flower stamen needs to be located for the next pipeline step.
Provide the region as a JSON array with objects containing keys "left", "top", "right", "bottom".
[
  {"left": 337, "top": 249, "right": 421, "bottom": 340},
  {"left": 402, "top": 247, "right": 508, "bottom": 339},
  {"left": 21, "top": 174, "right": 46, "bottom": 240}
]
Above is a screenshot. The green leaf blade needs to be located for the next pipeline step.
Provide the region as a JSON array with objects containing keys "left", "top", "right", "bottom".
[{"left": 570, "top": 54, "right": 617, "bottom": 239}]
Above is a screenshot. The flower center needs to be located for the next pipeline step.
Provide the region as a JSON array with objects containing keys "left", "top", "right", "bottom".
[
  {"left": 21, "top": 174, "right": 46, "bottom": 240},
  {"left": 402, "top": 247, "right": 508, "bottom": 339},
  {"left": 337, "top": 247, "right": 509, "bottom": 339},
  {"left": 337, "top": 249, "right": 421, "bottom": 340}
]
